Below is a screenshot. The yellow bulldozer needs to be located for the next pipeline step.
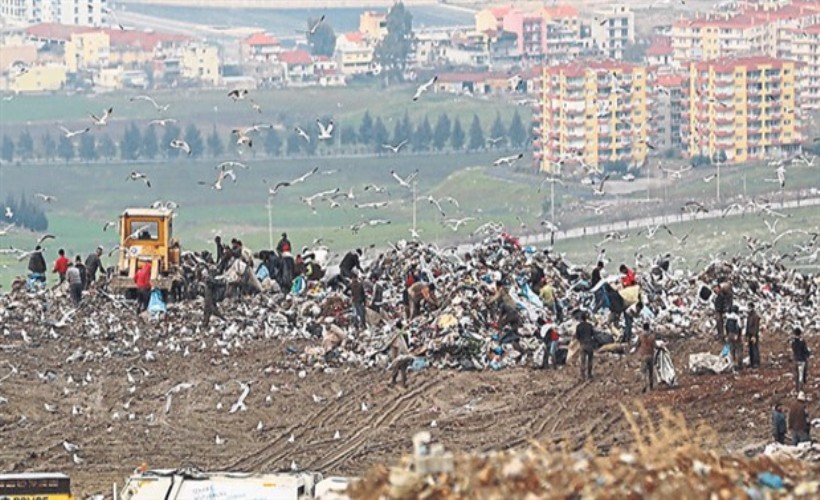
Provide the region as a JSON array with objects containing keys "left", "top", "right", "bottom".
[{"left": 109, "top": 208, "right": 182, "bottom": 294}]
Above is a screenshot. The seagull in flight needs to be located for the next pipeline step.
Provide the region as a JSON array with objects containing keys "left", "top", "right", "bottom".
[
  {"left": 170, "top": 139, "right": 192, "bottom": 155},
  {"left": 228, "top": 89, "right": 249, "bottom": 101},
  {"left": 127, "top": 171, "right": 151, "bottom": 188},
  {"left": 660, "top": 165, "right": 692, "bottom": 180},
  {"left": 294, "top": 126, "right": 311, "bottom": 143},
  {"left": 382, "top": 139, "right": 408, "bottom": 153},
  {"left": 363, "top": 184, "right": 388, "bottom": 194},
  {"left": 0, "top": 223, "right": 15, "bottom": 236},
  {"left": 426, "top": 196, "right": 459, "bottom": 217},
  {"left": 443, "top": 217, "right": 475, "bottom": 232},
  {"left": 269, "top": 166, "right": 319, "bottom": 195},
  {"left": 492, "top": 152, "right": 524, "bottom": 167},
  {"left": 413, "top": 75, "right": 438, "bottom": 101},
  {"left": 34, "top": 193, "right": 57, "bottom": 203},
  {"left": 148, "top": 118, "right": 177, "bottom": 127},
  {"left": 200, "top": 164, "right": 237, "bottom": 191},
  {"left": 90, "top": 107, "right": 113, "bottom": 126},
  {"left": 591, "top": 174, "right": 611, "bottom": 196},
  {"left": 299, "top": 15, "right": 325, "bottom": 35},
  {"left": 129, "top": 94, "right": 169, "bottom": 112},
  {"left": 59, "top": 125, "right": 90, "bottom": 139},
  {"left": 390, "top": 169, "right": 418, "bottom": 189},
  {"left": 4, "top": 206, "right": 12, "bottom": 218},
  {"left": 316, "top": 119, "right": 334, "bottom": 140}
]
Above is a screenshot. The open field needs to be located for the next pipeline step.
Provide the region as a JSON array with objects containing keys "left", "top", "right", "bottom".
[
  {"left": 1, "top": 323, "right": 817, "bottom": 497},
  {"left": 2, "top": 151, "right": 818, "bottom": 286},
  {"left": 0, "top": 86, "right": 527, "bottom": 132}
]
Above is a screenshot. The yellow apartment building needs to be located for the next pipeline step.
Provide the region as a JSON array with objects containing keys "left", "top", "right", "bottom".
[
  {"left": 683, "top": 56, "right": 801, "bottom": 163},
  {"left": 535, "top": 60, "right": 649, "bottom": 172}
]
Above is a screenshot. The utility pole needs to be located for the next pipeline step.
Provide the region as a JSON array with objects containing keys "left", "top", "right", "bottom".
[
  {"left": 550, "top": 179, "right": 555, "bottom": 223},
  {"left": 412, "top": 180, "right": 417, "bottom": 234},
  {"left": 716, "top": 159, "right": 721, "bottom": 203},
  {"left": 266, "top": 195, "right": 273, "bottom": 249}
]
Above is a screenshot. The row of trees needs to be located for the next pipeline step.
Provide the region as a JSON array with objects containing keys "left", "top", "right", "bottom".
[
  {"left": 4, "top": 193, "right": 49, "bottom": 231},
  {"left": 0, "top": 110, "right": 529, "bottom": 163}
]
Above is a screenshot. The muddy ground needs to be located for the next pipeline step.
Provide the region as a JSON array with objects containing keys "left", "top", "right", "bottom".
[{"left": 0, "top": 330, "right": 816, "bottom": 497}]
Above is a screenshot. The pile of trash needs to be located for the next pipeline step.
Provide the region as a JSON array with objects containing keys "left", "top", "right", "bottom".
[
  {"left": 349, "top": 410, "right": 820, "bottom": 499},
  {"left": 0, "top": 236, "right": 817, "bottom": 374}
]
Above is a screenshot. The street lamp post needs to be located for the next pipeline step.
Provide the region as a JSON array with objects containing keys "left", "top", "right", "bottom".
[{"left": 266, "top": 195, "right": 273, "bottom": 249}]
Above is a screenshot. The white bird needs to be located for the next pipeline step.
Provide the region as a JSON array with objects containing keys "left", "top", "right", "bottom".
[
  {"left": 363, "top": 184, "right": 388, "bottom": 193},
  {"left": 170, "top": 139, "right": 192, "bottom": 155},
  {"left": 90, "top": 107, "right": 113, "bottom": 126},
  {"left": 294, "top": 126, "right": 311, "bottom": 143},
  {"left": 63, "top": 441, "right": 80, "bottom": 453},
  {"left": 390, "top": 169, "right": 418, "bottom": 189},
  {"left": 129, "top": 94, "right": 169, "bottom": 112},
  {"left": 36, "top": 233, "right": 56, "bottom": 246},
  {"left": 250, "top": 99, "right": 262, "bottom": 113},
  {"left": 229, "top": 381, "right": 251, "bottom": 413},
  {"left": 256, "top": 421, "right": 264, "bottom": 431},
  {"left": 355, "top": 201, "right": 389, "bottom": 210},
  {"left": 44, "top": 403, "right": 58, "bottom": 413},
  {"left": 382, "top": 140, "right": 408, "bottom": 153},
  {"left": 288, "top": 433, "right": 295, "bottom": 443},
  {"left": 200, "top": 164, "right": 237, "bottom": 191},
  {"left": 4, "top": 206, "right": 12, "bottom": 218},
  {"left": 413, "top": 75, "right": 438, "bottom": 101},
  {"left": 361, "top": 402, "right": 369, "bottom": 412},
  {"left": 299, "top": 14, "right": 326, "bottom": 35},
  {"left": 215, "top": 161, "right": 249, "bottom": 171},
  {"left": 764, "top": 219, "right": 779, "bottom": 235},
  {"left": 127, "top": 171, "right": 151, "bottom": 188},
  {"left": 34, "top": 193, "right": 57, "bottom": 203},
  {"left": 334, "top": 430, "right": 341, "bottom": 440},
  {"left": 302, "top": 188, "right": 340, "bottom": 209},
  {"left": 59, "top": 125, "right": 90, "bottom": 138},
  {"left": 316, "top": 119, "right": 334, "bottom": 140},
  {"left": 290, "top": 460, "right": 299, "bottom": 471},
  {"left": 72, "top": 454, "right": 84, "bottom": 465},
  {"left": 228, "top": 88, "right": 249, "bottom": 101},
  {"left": 0, "top": 223, "right": 14, "bottom": 236},
  {"left": 492, "top": 152, "right": 524, "bottom": 167},
  {"left": 215, "top": 435, "right": 225, "bottom": 445},
  {"left": 592, "top": 174, "right": 611, "bottom": 196},
  {"left": 148, "top": 118, "right": 177, "bottom": 127},
  {"left": 443, "top": 217, "right": 475, "bottom": 232},
  {"left": 312, "top": 394, "right": 325, "bottom": 404}
]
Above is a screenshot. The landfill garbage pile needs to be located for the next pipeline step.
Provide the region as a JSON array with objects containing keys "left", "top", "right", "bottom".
[
  {"left": 0, "top": 237, "right": 818, "bottom": 373},
  {"left": 348, "top": 409, "right": 820, "bottom": 499}
]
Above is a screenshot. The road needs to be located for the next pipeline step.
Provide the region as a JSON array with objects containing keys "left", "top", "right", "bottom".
[{"left": 520, "top": 196, "right": 820, "bottom": 246}]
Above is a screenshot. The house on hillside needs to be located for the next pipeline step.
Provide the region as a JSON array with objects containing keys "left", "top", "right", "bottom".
[{"left": 278, "top": 50, "right": 315, "bottom": 85}]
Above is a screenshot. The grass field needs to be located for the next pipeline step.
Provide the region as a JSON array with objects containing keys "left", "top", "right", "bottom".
[
  {"left": 0, "top": 85, "right": 528, "bottom": 132},
  {"left": 1, "top": 148, "right": 818, "bottom": 287},
  {"left": 553, "top": 205, "right": 820, "bottom": 274}
]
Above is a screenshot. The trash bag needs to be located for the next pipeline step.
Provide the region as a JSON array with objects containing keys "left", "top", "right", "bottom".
[
  {"left": 256, "top": 264, "right": 270, "bottom": 281},
  {"left": 291, "top": 276, "right": 306, "bottom": 295},
  {"left": 689, "top": 352, "right": 732, "bottom": 374},
  {"left": 410, "top": 357, "right": 428, "bottom": 372},
  {"left": 619, "top": 285, "right": 641, "bottom": 306},
  {"left": 594, "top": 330, "right": 614, "bottom": 347},
  {"left": 148, "top": 288, "right": 166, "bottom": 314},
  {"left": 655, "top": 346, "right": 677, "bottom": 386},
  {"left": 720, "top": 343, "right": 731, "bottom": 357}
]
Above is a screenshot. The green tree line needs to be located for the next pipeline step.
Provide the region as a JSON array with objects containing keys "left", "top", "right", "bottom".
[
  {"left": 3, "top": 193, "right": 49, "bottom": 232},
  {"left": 0, "top": 110, "right": 529, "bottom": 163}
]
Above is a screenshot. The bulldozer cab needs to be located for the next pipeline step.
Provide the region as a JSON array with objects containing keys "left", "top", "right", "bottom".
[{"left": 113, "top": 208, "right": 180, "bottom": 290}]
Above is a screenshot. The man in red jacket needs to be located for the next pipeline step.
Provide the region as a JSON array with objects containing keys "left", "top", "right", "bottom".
[
  {"left": 52, "top": 249, "right": 69, "bottom": 284},
  {"left": 134, "top": 262, "right": 152, "bottom": 313},
  {"left": 619, "top": 264, "right": 637, "bottom": 288}
]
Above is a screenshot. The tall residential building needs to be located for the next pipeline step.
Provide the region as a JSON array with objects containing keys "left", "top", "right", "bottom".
[
  {"left": 535, "top": 61, "right": 649, "bottom": 172},
  {"left": 475, "top": 5, "right": 512, "bottom": 33},
  {"left": 589, "top": 4, "right": 634, "bottom": 60},
  {"left": 791, "top": 23, "right": 820, "bottom": 109},
  {"left": 335, "top": 32, "right": 374, "bottom": 76},
  {"left": 1, "top": 0, "right": 107, "bottom": 27},
  {"left": 649, "top": 74, "right": 687, "bottom": 153},
  {"left": 683, "top": 56, "right": 801, "bottom": 163},
  {"left": 671, "top": 1, "right": 820, "bottom": 66},
  {"left": 502, "top": 9, "right": 544, "bottom": 60},
  {"left": 359, "top": 11, "right": 387, "bottom": 42}
]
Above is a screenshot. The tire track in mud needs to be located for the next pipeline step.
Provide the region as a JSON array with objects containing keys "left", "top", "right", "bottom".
[
  {"left": 308, "top": 377, "right": 443, "bottom": 472},
  {"left": 226, "top": 387, "right": 357, "bottom": 471},
  {"left": 482, "top": 380, "right": 589, "bottom": 452}
]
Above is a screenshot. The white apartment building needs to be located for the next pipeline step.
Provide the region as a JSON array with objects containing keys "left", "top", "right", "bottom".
[{"left": 1, "top": 0, "right": 106, "bottom": 27}]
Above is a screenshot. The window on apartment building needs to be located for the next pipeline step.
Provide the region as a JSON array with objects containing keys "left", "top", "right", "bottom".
[{"left": 736, "top": 149, "right": 743, "bottom": 156}]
